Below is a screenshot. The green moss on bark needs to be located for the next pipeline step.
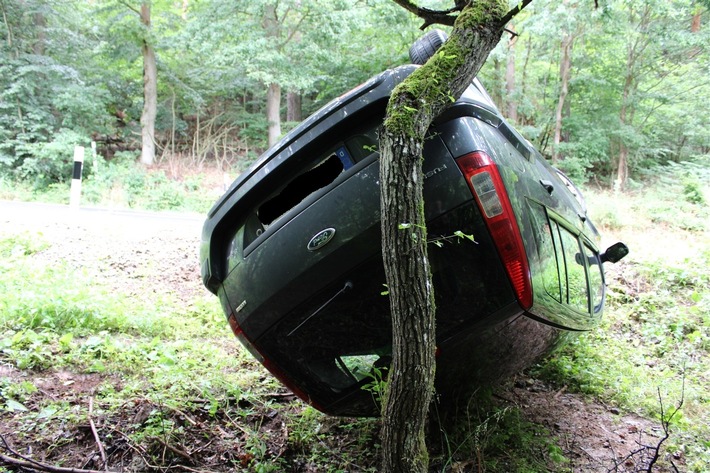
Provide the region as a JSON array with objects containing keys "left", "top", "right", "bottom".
[
  {"left": 383, "top": 46, "right": 463, "bottom": 136},
  {"left": 383, "top": 0, "right": 508, "bottom": 138},
  {"left": 456, "top": 0, "right": 508, "bottom": 28}
]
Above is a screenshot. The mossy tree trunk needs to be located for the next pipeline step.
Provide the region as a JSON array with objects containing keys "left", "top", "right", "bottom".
[{"left": 379, "top": 1, "right": 529, "bottom": 472}]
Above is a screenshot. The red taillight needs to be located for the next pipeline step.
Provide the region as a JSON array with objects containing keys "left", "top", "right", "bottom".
[
  {"left": 455, "top": 151, "right": 533, "bottom": 310},
  {"left": 227, "top": 313, "right": 319, "bottom": 409}
]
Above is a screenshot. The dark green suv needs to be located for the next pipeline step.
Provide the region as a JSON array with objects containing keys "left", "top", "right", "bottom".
[{"left": 200, "top": 34, "right": 627, "bottom": 417}]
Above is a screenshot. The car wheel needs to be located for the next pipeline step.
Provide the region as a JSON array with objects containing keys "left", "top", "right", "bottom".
[{"left": 409, "top": 29, "right": 449, "bottom": 65}]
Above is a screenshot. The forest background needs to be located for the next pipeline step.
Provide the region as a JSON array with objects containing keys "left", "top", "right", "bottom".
[
  {"left": 1, "top": 1, "right": 709, "bottom": 472},
  {"left": 1, "top": 0, "right": 708, "bottom": 206}
]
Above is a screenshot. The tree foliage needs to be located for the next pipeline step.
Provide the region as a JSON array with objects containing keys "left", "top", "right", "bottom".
[
  {"left": 0, "top": 0, "right": 707, "bottom": 187},
  {"left": 478, "top": 0, "right": 709, "bottom": 184}
]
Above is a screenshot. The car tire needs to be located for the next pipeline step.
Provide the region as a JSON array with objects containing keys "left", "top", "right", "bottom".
[{"left": 409, "top": 29, "right": 449, "bottom": 65}]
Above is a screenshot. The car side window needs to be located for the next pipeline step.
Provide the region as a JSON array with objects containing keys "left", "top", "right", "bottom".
[
  {"left": 556, "top": 224, "right": 589, "bottom": 313},
  {"left": 530, "top": 201, "right": 598, "bottom": 315},
  {"left": 527, "top": 204, "right": 563, "bottom": 303},
  {"left": 546, "top": 219, "right": 564, "bottom": 303},
  {"left": 585, "top": 243, "right": 604, "bottom": 313}
]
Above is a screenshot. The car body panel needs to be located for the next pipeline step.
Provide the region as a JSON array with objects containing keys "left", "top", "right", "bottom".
[{"left": 200, "top": 64, "right": 613, "bottom": 416}]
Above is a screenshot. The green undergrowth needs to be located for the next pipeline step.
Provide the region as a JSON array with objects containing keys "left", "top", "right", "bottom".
[
  {"left": 430, "top": 394, "right": 570, "bottom": 473},
  {"left": 0, "top": 153, "right": 218, "bottom": 213},
  {"left": 0, "top": 234, "right": 218, "bottom": 340},
  {"left": 0, "top": 230, "right": 381, "bottom": 472},
  {"left": 1, "top": 165, "right": 708, "bottom": 471},
  {"left": 532, "top": 168, "right": 710, "bottom": 471}
]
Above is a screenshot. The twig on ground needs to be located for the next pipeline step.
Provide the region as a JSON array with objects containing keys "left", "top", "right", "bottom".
[
  {"left": 190, "top": 439, "right": 215, "bottom": 456},
  {"left": 553, "top": 385, "right": 568, "bottom": 399},
  {"left": 172, "top": 465, "right": 223, "bottom": 473},
  {"left": 111, "top": 428, "right": 214, "bottom": 471},
  {"left": 265, "top": 392, "right": 297, "bottom": 401},
  {"left": 149, "top": 436, "right": 194, "bottom": 464},
  {"left": 2, "top": 430, "right": 116, "bottom": 473},
  {"left": 0, "top": 451, "right": 113, "bottom": 473},
  {"left": 2, "top": 432, "right": 110, "bottom": 473},
  {"left": 163, "top": 403, "right": 199, "bottom": 427},
  {"left": 107, "top": 429, "right": 156, "bottom": 470},
  {"left": 605, "top": 378, "right": 686, "bottom": 472},
  {"left": 88, "top": 396, "right": 108, "bottom": 470},
  {"left": 646, "top": 384, "right": 684, "bottom": 472}
]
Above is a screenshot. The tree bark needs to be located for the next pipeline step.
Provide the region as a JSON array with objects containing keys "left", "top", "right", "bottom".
[
  {"left": 615, "top": 3, "right": 649, "bottom": 190},
  {"left": 33, "top": 11, "right": 45, "bottom": 55},
  {"left": 263, "top": 3, "right": 282, "bottom": 147},
  {"left": 140, "top": 2, "right": 157, "bottom": 166},
  {"left": 505, "top": 24, "right": 518, "bottom": 123},
  {"left": 552, "top": 30, "right": 573, "bottom": 164},
  {"left": 616, "top": 72, "right": 632, "bottom": 189},
  {"left": 266, "top": 82, "right": 282, "bottom": 147},
  {"left": 379, "top": 1, "right": 514, "bottom": 471},
  {"left": 286, "top": 91, "right": 302, "bottom": 122},
  {"left": 691, "top": 8, "right": 701, "bottom": 33},
  {"left": 490, "top": 57, "right": 503, "bottom": 109}
]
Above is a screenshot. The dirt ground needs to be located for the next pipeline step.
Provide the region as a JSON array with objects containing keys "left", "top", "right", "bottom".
[{"left": 0, "top": 202, "right": 681, "bottom": 472}]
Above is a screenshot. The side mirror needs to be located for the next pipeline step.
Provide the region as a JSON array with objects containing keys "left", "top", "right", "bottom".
[{"left": 600, "top": 242, "right": 629, "bottom": 264}]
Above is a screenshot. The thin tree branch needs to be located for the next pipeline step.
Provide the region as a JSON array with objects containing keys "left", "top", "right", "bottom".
[
  {"left": 638, "top": 80, "right": 710, "bottom": 130},
  {"left": 87, "top": 397, "right": 108, "bottom": 471},
  {"left": 150, "top": 437, "right": 194, "bottom": 463},
  {"left": 1, "top": 0, "right": 14, "bottom": 49},
  {"left": 0, "top": 453, "right": 115, "bottom": 473},
  {"left": 504, "top": 27, "right": 519, "bottom": 38},
  {"left": 390, "top": 0, "right": 459, "bottom": 28},
  {"left": 279, "top": 9, "right": 310, "bottom": 49},
  {"left": 647, "top": 381, "right": 684, "bottom": 472},
  {"left": 500, "top": 0, "right": 534, "bottom": 27},
  {"left": 117, "top": 0, "right": 140, "bottom": 16},
  {"left": 1, "top": 433, "right": 115, "bottom": 473}
]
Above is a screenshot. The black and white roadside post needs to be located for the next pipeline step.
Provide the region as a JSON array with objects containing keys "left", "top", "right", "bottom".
[{"left": 70, "top": 145, "right": 84, "bottom": 208}]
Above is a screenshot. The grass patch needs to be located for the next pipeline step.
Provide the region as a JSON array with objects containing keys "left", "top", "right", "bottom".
[
  {"left": 534, "top": 172, "right": 710, "bottom": 471},
  {"left": 0, "top": 233, "right": 204, "bottom": 339},
  {"left": 0, "top": 155, "right": 220, "bottom": 213},
  {"left": 0, "top": 228, "right": 379, "bottom": 472},
  {"left": 1, "top": 162, "right": 708, "bottom": 471},
  {"left": 431, "top": 397, "right": 570, "bottom": 472}
]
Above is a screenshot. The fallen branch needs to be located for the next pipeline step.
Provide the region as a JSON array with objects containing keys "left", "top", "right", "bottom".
[
  {"left": 88, "top": 397, "right": 108, "bottom": 470},
  {"left": 1, "top": 432, "right": 116, "bottom": 473},
  {"left": 265, "top": 392, "right": 297, "bottom": 401},
  {"left": 605, "top": 378, "right": 685, "bottom": 473},
  {"left": 149, "top": 436, "right": 194, "bottom": 464},
  {"left": 646, "top": 384, "right": 684, "bottom": 472},
  {"left": 0, "top": 451, "right": 115, "bottom": 473}
]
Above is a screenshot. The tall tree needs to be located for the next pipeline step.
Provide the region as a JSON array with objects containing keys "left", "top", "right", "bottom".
[
  {"left": 379, "top": 1, "right": 530, "bottom": 471},
  {"left": 610, "top": 0, "right": 702, "bottom": 188},
  {"left": 552, "top": 0, "right": 580, "bottom": 164},
  {"left": 505, "top": 23, "right": 518, "bottom": 122},
  {"left": 0, "top": 0, "right": 113, "bottom": 182},
  {"left": 187, "top": 0, "right": 366, "bottom": 149},
  {"left": 139, "top": 1, "right": 157, "bottom": 165},
  {"left": 103, "top": 0, "right": 162, "bottom": 165},
  {"left": 262, "top": 3, "right": 282, "bottom": 147}
]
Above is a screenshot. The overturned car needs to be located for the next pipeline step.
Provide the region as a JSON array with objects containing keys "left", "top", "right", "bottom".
[{"left": 200, "top": 33, "right": 628, "bottom": 417}]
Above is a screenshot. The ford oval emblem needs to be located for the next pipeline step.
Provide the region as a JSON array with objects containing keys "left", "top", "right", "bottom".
[{"left": 308, "top": 228, "right": 336, "bottom": 251}]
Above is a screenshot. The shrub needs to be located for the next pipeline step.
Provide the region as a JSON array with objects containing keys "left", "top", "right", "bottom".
[
  {"left": 683, "top": 177, "right": 705, "bottom": 205},
  {"left": 14, "top": 129, "right": 92, "bottom": 188}
]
